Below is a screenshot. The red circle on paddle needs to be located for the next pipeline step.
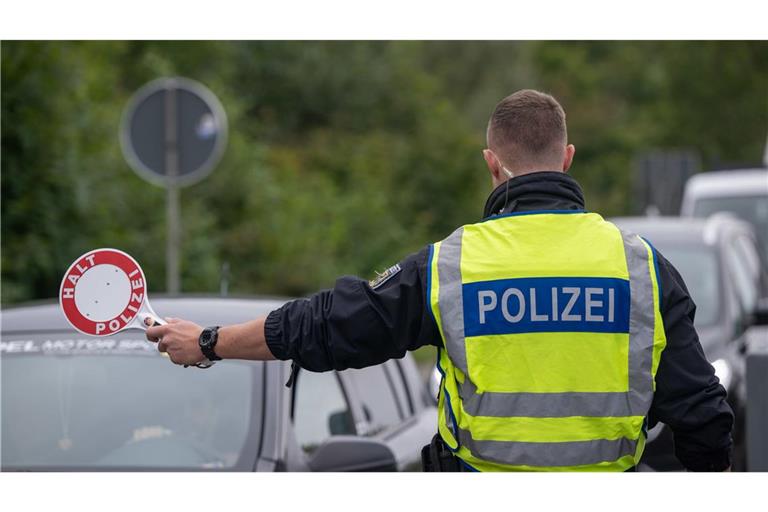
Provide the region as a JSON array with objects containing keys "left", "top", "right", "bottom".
[{"left": 59, "top": 248, "right": 147, "bottom": 336}]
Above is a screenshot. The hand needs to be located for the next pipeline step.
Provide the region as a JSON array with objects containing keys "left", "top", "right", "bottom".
[{"left": 146, "top": 317, "right": 206, "bottom": 366}]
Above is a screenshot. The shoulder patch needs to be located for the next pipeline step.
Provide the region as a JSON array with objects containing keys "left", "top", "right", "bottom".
[{"left": 369, "top": 263, "right": 402, "bottom": 289}]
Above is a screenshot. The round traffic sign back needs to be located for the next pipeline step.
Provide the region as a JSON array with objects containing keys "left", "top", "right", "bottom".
[{"left": 120, "top": 77, "right": 227, "bottom": 187}]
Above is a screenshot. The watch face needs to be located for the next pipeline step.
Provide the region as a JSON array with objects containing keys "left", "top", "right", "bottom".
[{"left": 201, "top": 330, "right": 213, "bottom": 347}]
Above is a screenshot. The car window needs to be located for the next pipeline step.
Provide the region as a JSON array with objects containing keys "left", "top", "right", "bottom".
[
  {"left": 345, "top": 365, "right": 403, "bottom": 434},
  {"left": 723, "top": 240, "right": 758, "bottom": 316},
  {"left": 389, "top": 361, "right": 415, "bottom": 416},
  {"left": 292, "top": 370, "right": 354, "bottom": 454},
  {"left": 733, "top": 234, "right": 761, "bottom": 284},
  {"left": 693, "top": 195, "right": 768, "bottom": 263},
  {"left": 650, "top": 244, "right": 721, "bottom": 327},
  {"left": 1, "top": 335, "right": 254, "bottom": 469}
]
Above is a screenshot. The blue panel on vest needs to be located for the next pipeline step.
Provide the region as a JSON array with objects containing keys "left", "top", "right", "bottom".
[{"left": 463, "top": 277, "right": 631, "bottom": 336}]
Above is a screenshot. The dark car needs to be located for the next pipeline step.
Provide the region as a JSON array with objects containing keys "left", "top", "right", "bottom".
[
  {"left": 611, "top": 214, "right": 768, "bottom": 471},
  {"left": 1, "top": 297, "right": 437, "bottom": 471},
  {"left": 680, "top": 168, "right": 768, "bottom": 270}
]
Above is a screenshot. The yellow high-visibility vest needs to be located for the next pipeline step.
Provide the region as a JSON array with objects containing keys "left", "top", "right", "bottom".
[{"left": 428, "top": 210, "right": 667, "bottom": 471}]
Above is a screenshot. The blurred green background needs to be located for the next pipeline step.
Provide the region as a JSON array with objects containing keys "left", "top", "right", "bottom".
[{"left": 2, "top": 41, "right": 767, "bottom": 305}]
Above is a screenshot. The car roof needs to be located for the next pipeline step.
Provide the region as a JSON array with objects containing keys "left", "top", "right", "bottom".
[
  {"left": 683, "top": 168, "right": 768, "bottom": 199},
  {"left": 1, "top": 295, "right": 290, "bottom": 333},
  {"left": 610, "top": 215, "right": 753, "bottom": 247}
]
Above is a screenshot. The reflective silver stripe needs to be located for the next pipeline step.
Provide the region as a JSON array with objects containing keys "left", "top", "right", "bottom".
[
  {"left": 621, "top": 232, "right": 656, "bottom": 415},
  {"left": 458, "top": 427, "right": 638, "bottom": 467},
  {"left": 437, "top": 227, "right": 468, "bottom": 373},
  {"left": 460, "top": 379, "right": 632, "bottom": 418}
]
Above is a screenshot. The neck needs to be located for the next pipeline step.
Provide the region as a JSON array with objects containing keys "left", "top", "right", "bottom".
[
  {"left": 513, "top": 167, "right": 564, "bottom": 177},
  {"left": 497, "top": 168, "right": 564, "bottom": 186}
]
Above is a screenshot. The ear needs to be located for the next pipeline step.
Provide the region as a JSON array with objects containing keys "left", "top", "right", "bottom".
[
  {"left": 483, "top": 149, "right": 503, "bottom": 184},
  {"left": 562, "top": 144, "right": 575, "bottom": 173}
]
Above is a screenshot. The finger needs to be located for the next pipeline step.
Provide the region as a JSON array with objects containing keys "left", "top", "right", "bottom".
[
  {"left": 165, "top": 317, "right": 180, "bottom": 324},
  {"left": 157, "top": 340, "right": 168, "bottom": 353},
  {"left": 146, "top": 324, "right": 169, "bottom": 341},
  {"left": 168, "top": 351, "right": 183, "bottom": 366}
]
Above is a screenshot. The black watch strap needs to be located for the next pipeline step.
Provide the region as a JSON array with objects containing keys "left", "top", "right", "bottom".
[{"left": 199, "top": 326, "right": 222, "bottom": 361}]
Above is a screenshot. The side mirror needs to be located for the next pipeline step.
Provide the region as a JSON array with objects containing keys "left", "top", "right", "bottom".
[
  {"left": 750, "top": 297, "right": 768, "bottom": 326},
  {"left": 307, "top": 436, "right": 398, "bottom": 472}
]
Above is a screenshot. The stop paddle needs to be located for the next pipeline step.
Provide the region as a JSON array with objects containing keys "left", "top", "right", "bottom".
[{"left": 59, "top": 248, "right": 214, "bottom": 368}]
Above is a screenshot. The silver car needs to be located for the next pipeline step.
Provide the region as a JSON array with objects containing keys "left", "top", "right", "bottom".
[
  {"left": 681, "top": 168, "right": 768, "bottom": 269},
  {"left": 1, "top": 297, "right": 437, "bottom": 471}
]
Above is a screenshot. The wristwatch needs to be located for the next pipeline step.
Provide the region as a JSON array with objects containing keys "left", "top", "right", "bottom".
[{"left": 198, "top": 326, "right": 222, "bottom": 361}]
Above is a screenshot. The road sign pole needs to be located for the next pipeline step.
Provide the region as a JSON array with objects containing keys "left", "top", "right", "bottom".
[
  {"left": 121, "top": 77, "right": 227, "bottom": 295},
  {"left": 165, "top": 81, "right": 181, "bottom": 294},
  {"left": 166, "top": 185, "right": 180, "bottom": 294}
]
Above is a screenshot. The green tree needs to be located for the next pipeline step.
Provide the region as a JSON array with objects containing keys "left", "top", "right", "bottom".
[{"left": 3, "top": 41, "right": 766, "bottom": 305}]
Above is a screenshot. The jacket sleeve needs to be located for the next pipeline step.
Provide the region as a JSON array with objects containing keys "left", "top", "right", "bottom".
[
  {"left": 648, "top": 250, "right": 734, "bottom": 471},
  {"left": 262, "top": 246, "right": 442, "bottom": 372}
]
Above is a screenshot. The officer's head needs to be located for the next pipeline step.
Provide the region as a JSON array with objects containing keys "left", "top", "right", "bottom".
[{"left": 483, "top": 89, "right": 576, "bottom": 187}]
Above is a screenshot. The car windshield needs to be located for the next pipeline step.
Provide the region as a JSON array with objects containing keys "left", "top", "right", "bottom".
[
  {"left": 649, "top": 243, "right": 721, "bottom": 327},
  {"left": 1, "top": 334, "right": 257, "bottom": 470},
  {"left": 692, "top": 195, "right": 768, "bottom": 259}
]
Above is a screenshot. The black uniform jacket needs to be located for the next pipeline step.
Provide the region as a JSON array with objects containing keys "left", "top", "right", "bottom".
[{"left": 265, "top": 171, "right": 734, "bottom": 471}]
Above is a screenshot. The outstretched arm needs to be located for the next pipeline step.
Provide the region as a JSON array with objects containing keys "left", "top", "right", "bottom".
[
  {"left": 145, "top": 246, "right": 441, "bottom": 370},
  {"left": 146, "top": 316, "right": 274, "bottom": 365}
]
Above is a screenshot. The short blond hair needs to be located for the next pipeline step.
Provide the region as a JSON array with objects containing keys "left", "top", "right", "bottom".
[{"left": 487, "top": 89, "right": 567, "bottom": 170}]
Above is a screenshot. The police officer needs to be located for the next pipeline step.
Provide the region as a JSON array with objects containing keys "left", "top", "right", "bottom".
[{"left": 147, "top": 89, "right": 733, "bottom": 472}]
